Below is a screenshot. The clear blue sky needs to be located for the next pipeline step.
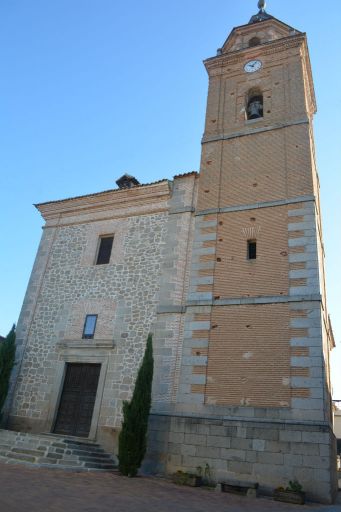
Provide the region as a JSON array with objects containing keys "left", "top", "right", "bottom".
[{"left": 0, "top": 1, "right": 340, "bottom": 396}]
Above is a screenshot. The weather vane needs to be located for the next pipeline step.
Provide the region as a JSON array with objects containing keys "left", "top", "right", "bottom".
[{"left": 258, "top": 0, "right": 266, "bottom": 11}]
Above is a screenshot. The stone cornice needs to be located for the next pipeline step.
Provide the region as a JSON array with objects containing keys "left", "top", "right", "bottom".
[
  {"left": 36, "top": 181, "right": 171, "bottom": 221},
  {"left": 201, "top": 118, "right": 310, "bottom": 145},
  {"left": 204, "top": 33, "right": 306, "bottom": 73}
]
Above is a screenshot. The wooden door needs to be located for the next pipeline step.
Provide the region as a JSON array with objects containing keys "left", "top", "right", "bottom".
[{"left": 54, "top": 363, "right": 101, "bottom": 437}]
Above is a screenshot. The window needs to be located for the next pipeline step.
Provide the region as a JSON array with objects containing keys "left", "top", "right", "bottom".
[
  {"left": 96, "top": 236, "right": 114, "bottom": 265},
  {"left": 246, "top": 90, "right": 263, "bottom": 120},
  {"left": 247, "top": 240, "right": 257, "bottom": 260},
  {"left": 337, "top": 439, "right": 341, "bottom": 455},
  {"left": 82, "top": 315, "right": 97, "bottom": 339},
  {"left": 249, "top": 36, "right": 261, "bottom": 47}
]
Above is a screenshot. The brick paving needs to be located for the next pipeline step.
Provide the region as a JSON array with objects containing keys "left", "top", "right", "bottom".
[{"left": 0, "top": 463, "right": 340, "bottom": 512}]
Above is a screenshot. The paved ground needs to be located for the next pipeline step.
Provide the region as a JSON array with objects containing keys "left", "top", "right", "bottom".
[{"left": 0, "top": 463, "right": 340, "bottom": 512}]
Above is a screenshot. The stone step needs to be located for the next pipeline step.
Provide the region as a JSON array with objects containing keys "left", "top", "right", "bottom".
[
  {"left": 11, "top": 447, "right": 46, "bottom": 457},
  {"left": 42, "top": 434, "right": 100, "bottom": 446},
  {"left": 3, "top": 452, "right": 37, "bottom": 463},
  {"left": 0, "top": 429, "right": 117, "bottom": 471},
  {"left": 83, "top": 462, "right": 117, "bottom": 470},
  {"left": 0, "top": 449, "right": 12, "bottom": 458},
  {"left": 62, "top": 443, "right": 106, "bottom": 453},
  {"left": 77, "top": 455, "right": 116, "bottom": 464},
  {"left": 70, "top": 450, "right": 112, "bottom": 459},
  {"left": 36, "top": 457, "right": 58, "bottom": 465},
  {"left": 0, "top": 443, "right": 14, "bottom": 451},
  {"left": 46, "top": 446, "right": 111, "bottom": 460},
  {"left": 56, "top": 460, "right": 85, "bottom": 468},
  {"left": 62, "top": 438, "right": 100, "bottom": 447}
]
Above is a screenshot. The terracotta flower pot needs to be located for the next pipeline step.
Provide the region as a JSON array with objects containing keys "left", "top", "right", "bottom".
[
  {"left": 172, "top": 472, "right": 203, "bottom": 487},
  {"left": 274, "top": 489, "right": 306, "bottom": 505}
]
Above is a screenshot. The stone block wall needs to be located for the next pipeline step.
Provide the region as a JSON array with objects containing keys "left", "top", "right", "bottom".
[
  {"left": 145, "top": 414, "right": 338, "bottom": 504},
  {"left": 2, "top": 226, "right": 57, "bottom": 422},
  {"left": 152, "top": 174, "right": 197, "bottom": 404}
]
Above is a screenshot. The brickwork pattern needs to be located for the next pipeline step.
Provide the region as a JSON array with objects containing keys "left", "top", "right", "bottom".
[
  {"left": 198, "top": 126, "right": 314, "bottom": 213},
  {"left": 214, "top": 206, "right": 289, "bottom": 298},
  {"left": 206, "top": 303, "right": 291, "bottom": 407},
  {"left": 204, "top": 38, "right": 311, "bottom": 140}
]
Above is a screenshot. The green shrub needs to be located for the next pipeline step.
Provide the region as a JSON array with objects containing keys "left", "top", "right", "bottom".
[
  {"left": 287, "top": 480, "right": 303, "bottom": 493},
  {"left": 118, "top": 333, "right": 153, "bottom": 476},
  {"left": 0, "top": 324, "right": 16, "bottom": 420}
]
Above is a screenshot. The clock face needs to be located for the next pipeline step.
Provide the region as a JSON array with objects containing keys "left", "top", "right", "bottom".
[{"left": 244, "top": 60, "right": 262, "bottom": 73}]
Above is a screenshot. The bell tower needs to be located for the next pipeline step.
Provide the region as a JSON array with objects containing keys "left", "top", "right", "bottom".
[{"left": 170, "top": 1, "right": 337, "bottom": 503}]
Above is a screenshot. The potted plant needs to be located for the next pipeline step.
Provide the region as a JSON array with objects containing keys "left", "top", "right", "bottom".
[
  {"left": 274, "top": 480, "right": 305, "bottom": 505},
  {"left": 172, "top": 469, "right": 203, "bottom": 487},
  {"left": 202, "top": 463, "right": 216, "bottom": 489}
]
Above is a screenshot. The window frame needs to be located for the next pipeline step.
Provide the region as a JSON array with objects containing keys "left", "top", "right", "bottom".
[
  {"left": 95, "top": 235, "right": 114, "bottom": 265},
  {"left": 82, "top": 314, "right": 98, "bottom": 339},
  {"left": 247, "top": 239, "right": 257, "bottom": 261}
]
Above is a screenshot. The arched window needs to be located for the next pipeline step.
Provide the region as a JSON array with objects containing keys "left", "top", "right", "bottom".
[
  {"left": 249, "top": 37, "right": 261, "bottom": 47},
  {"left": 246, "top": 90, "right": 263, "bottom": 120}
]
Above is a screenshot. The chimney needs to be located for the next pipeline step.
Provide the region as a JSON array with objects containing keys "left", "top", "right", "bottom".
[{"left": 116, "top": 173, "right": 140, "bottom": 189}]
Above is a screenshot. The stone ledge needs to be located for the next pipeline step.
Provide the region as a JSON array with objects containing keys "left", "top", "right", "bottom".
[
  {"left": 56, "top": 339, "right": 115, "bottom": 349},
  {"left": 169, "top": 206, "right": 195, "bottom": 215},
  {"left": 201, "top": 118, "right": 309, "bottom": 144},
  {"left": 157, "top": 305, "right": 186, "bottom": 314},
  {"left": 195, "top": 195, "right": 315, "bottom": 217},
  {"left": 149, "top": 410, "right": 331, "bottom": 429},
  {"left": 186, "top": 294, "right": 321, "bottom": 307}
]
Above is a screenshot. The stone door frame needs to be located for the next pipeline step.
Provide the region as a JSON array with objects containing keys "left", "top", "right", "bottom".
[{"left": 47, "top": 352, "right": 108, "bottom": 440}]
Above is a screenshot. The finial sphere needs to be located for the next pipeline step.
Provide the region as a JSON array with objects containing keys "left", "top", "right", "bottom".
[{"left": 258, "top": 0, "right": 266, "bottom": 10}]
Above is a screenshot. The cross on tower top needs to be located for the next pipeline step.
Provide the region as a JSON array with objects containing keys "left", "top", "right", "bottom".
[
  {"left": 257, "top": 0, "right": 266, "bottom": 11},
  {"left": 249, "top": 0, "right": 272, "bottom": 23}
]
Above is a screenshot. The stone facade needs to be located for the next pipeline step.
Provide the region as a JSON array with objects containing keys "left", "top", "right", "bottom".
[
  {"left": 4, "top": 7, "right": 337, "bottom": 505},
  {"left": 6, "top": 182, "right": 172, "bottom": 449}
]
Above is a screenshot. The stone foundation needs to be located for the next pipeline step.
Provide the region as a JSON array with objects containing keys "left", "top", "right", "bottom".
[{"left": 144, "top": 413, "right": 338, "bottom": 504}]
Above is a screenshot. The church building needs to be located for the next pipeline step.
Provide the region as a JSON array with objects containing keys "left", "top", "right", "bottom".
[{"left": 4, "top": 1, "right": 337, "bottom": 503}]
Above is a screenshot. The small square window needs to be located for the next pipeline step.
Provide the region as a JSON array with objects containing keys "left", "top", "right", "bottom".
[
  {"left": 82, "top": 315, "right": 97, "bottom": 339},
  {"left": 96, "top": 236, "right": 114, "bottom": 265},
  {"left": 247, "top": 240, "right": 257, "bottom": 260}
]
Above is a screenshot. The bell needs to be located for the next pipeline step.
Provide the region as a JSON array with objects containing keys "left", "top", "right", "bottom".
[{"left": 248, "top": 99, "right": 263, "bottom": 119}]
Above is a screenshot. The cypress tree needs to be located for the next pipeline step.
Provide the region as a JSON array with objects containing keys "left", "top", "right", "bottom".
[
  {"left": 118, "top": 333, "right": 154, "bottom": 476},
  {"left": 0, "top": 324, "right": 16, "bottom": 420}
]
